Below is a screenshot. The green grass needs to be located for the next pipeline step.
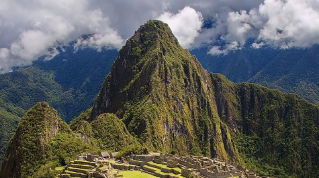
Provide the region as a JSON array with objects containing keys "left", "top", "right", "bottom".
[
  {"left": 55, "top": 166, "right": 64, "bottom": 171},
  {"left": 143, "top": 165, "right": 184, "bottom": 178},
  {"left": 118, "top": 170, "right": 158, "bottom": 178},
  {"left": 70, "top": 163, "right": 94, "bottom": 169}
]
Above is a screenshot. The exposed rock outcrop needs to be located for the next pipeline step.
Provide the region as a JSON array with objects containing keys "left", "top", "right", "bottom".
[{"left": 89, "top": 20, "right": 239, "bottom": 161}]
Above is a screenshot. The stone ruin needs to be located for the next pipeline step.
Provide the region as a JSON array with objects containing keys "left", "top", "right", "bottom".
[
  {"left": 67, "top": 152, "right": 259, "bottom": 178},
  {"left": 128, "top": 153, "right": 251, "bottom": 178}
]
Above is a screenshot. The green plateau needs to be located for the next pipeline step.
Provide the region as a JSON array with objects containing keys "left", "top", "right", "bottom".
[{"left": 1, "top": 20, "right": 319, "bottom": 178}]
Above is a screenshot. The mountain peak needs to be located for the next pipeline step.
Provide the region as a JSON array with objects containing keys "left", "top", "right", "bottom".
[
  {"left": 89, "top": 19, "right": 238, "bottom": 162},
  {"left": 90, "top": 20, "right": 201, "bottom": 121},
  {"left": 0, "top": 102, "right": 71, "bottom": 177},
  {"left": 130, "top": 20, "right": 180, "bottom": 47}
]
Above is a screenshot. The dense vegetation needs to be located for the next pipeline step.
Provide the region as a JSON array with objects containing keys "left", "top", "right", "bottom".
[
  {"left": 212, "top": 74, "right": 319, "bottom": 177},
  {"left": 0, "top": 109, "right": 20, "bottom": 165},
  {"left": 71, "top": 112, "right": 140, "bottom": 152},
  {"left": 0, "top": 102, "right": 99, "bottom": 178},
  {"left": 191, "top": 45, "right": 319, "bottom": 105}
]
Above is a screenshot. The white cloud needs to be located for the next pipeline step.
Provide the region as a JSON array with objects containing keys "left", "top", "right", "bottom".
[
  {"left": 10, "top": 30, "right": 54, "bottom": 61},
  {"left": 258, "top": 0, "right": 319, "bottom": 48},
  {"left": 211, "top": 0, "right": 319, "bottom": 52},
  {"left": 0, "top": 48, "right": 10, "bottom": 72},
  {"left": 251, "top": 42, "right": 265, "bottom": 49},
  {"left": 2, "top": 0, "right": 319, "bottom": 71},
  {"left": 208, "top": 46, "right": 227, "bottom": 55},
  {"left": 224, "top": 9, "right": 264, "bottom": 46},
  {"left": 226, "top": 41, "right": 240, "bottom": 51},
  {"left": 157, "top": 6, "right": 203, "bottom": 48},
  {"left": 208, "top": 41, "right": 240, "bottom": 55},
  {"left": 0, "top": 0, "right": 125, "bottom": 73},
  {"left": 0, "top": 0, "right": 266, "bottom": 72}
]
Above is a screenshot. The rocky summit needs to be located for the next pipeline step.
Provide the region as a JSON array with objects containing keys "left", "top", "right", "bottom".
[
  {"left": 1, "top": 20, "right": 319, "bottom": 178},
  {"left": 89, "top": 20, "right": 239, "bottom": 161}
]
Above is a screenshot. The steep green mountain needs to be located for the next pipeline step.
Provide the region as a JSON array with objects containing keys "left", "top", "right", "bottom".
[
  {"left": 1, "top": 102, "right": 69, "bottom": 177},
  {"left": 81, "top": 20, "right": 318, "bottom": 177},
  {"left": 0, "top": 47, "right": 117, "bottom": 164},
  {"left": 0, "top": 102, "right": 99, "bottom": 178},
  {"left": 190, "top": 46, "right": 319, "bottom": 105},
  {"left": 211, "top": 74, "right": 319, "bottom": 177},
  {"left": 89, "top": 20, "right": 239, "bottom": 161}
]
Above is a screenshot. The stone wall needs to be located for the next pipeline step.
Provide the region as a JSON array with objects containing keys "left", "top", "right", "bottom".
[
  {"left": 74, "top": 160, "right": 96, "bottom": 166},
  {"left": 143, "top": 166, "right": 156, "bottom": 173},
  {"left": 125, "top": 153, "right": 245, "bottom": 178},
  {"left": 111, "top": 163, "right": 130, "bottom": 170},
  {"left": 133, "top": 155, "right": 156, "bottom": 162},
  {"left": 129, "top": 159, "right": 146, "bottom": 166},
  {"left": 181, "top": 168, "right": 194, "bottom": 177},
  {"left": 92, "top": 172, "right": 105, "bottom": 178}
]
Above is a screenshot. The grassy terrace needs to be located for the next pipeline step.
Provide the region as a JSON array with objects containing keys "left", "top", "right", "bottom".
[
  {"left": 143, "top": 165, "right": 184, "bottom": 178},
  {"left": 55, "top": 166, "right": 64, "bottom": 171},
  {"left": 65, "top": 170, "right": 87, "bottom": 176},
  {"left": 148, "top": 161, "right": 182, "bottom": 173},
  {"left": 70, "top": 163, "right": 94, "bottom": 169},
  {"left": 118, "top": 170, "right": 158, "bottom": 178}
]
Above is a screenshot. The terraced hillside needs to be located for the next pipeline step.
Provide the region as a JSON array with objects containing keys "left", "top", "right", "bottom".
[{"left": 58, "top": 152, "right": 246, "bottom": 178}]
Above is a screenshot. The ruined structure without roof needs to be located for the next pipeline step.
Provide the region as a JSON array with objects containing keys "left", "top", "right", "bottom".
[
  {"left": 60, "top": 153, "right": 258, "bottom": 178},
  {"left": 129, "top": 153, "right": 248, "bottom": 178}
]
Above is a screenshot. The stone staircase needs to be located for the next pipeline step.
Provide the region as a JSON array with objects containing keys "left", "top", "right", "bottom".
[{"left": 60, "top": 160, "right": 106, "bottom": 178}]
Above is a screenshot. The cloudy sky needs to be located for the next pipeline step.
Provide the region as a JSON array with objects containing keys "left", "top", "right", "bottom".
[{"left": 1, "top": 0, "right": 319, "bottom": 73}]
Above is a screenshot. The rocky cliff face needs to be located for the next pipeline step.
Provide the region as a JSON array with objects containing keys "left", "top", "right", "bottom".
[
  {"left": 90, "top": 20, "right": 239, "bottom": 161},
  {"left": 0, "top": 102, "right": 70, "bottom": 178},
  {"left": 88, "top": 20, "right": 319, "bottom": 177}
]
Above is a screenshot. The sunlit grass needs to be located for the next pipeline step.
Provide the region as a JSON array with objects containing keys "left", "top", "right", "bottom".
[
  {"left": 118, "top": 170, "right": 158, "bottom": 178},
  {"left": 55, "top": 166, "right": 64, "bottom": 171}
]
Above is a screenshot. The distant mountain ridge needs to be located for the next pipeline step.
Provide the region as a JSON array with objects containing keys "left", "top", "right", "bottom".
[
  {"left": 191, "top": 45, "right": 319, "bottom": 105},
  {"left": 0, "top": 44, "right": 117, "bottom": 164}
]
